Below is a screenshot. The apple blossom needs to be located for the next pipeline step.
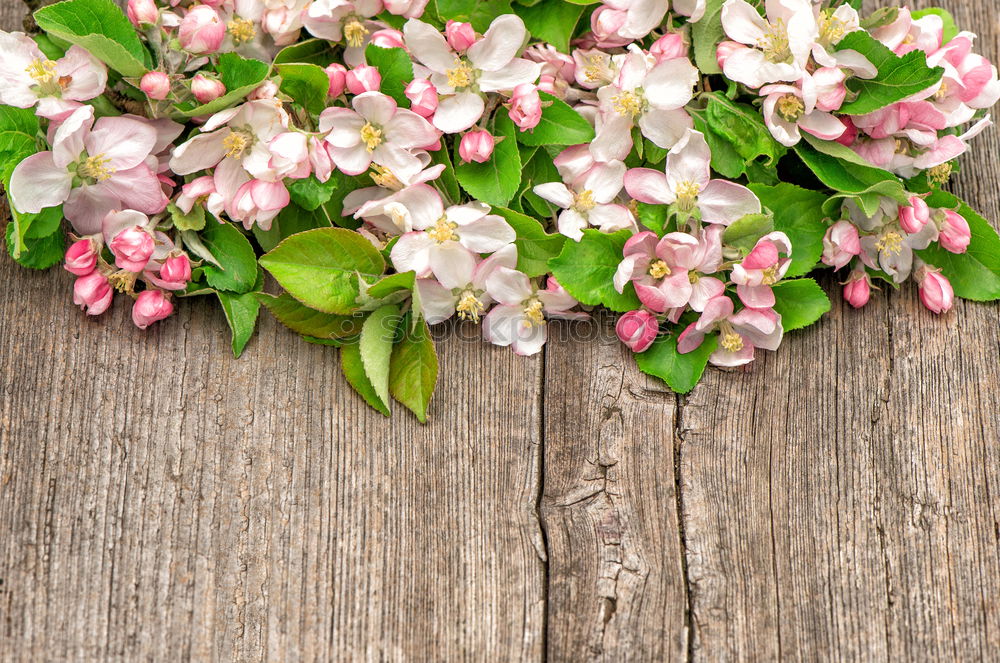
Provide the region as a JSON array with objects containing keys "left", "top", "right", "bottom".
[
  {"left": 938, "top": 209, "right": 971, "bottom": 254},
  {"left": 325, "top": 63, "right": 348, "bottom": 97},
  {"left": 483, "top": 270, "right": 586, "bottom": 355},
  {"left": 719, "top": 0, "right": 816, "bottom": 89},
  {"left": 110, "top": 225, "right": 156, "bottom": 273},
  {"left": 304, "top": 0, "right": 384, "bottom": 51},
  {"left": 228, "top": 178, "right": 291, "bottom": 230},
  {"left": 730, "top": 232, "right": 792, "bottom": 308},
  {"left": 132, "top": 290, "right": 174, "bottom": 329},
  {"left": 616, "top": 309, "right": 659, "bottom": 353},
  {"left": 191, "top": 74, "right": 226, "bottom": 103},
  {"left": 127, "top": 0, "right": 158, "bottom": 26},
  {"left": 508, "top": 84, "right": 542, "bottom": 131},
  {"left": 73, "top": 272, "right": 113, "bottom": 316},
  {"left": 64, "top": 237, "right": 101, "bottom": 276},
  {"left": 405, "top": 78, "right": 439, "bottom": 117},
  {"left": 533, "top": 160, "right": 634, "bottom": 240},
  {"left": 176, "top": 175, "right": 224, "bottom": 218},
  {"left": 346, "top": 65, "right": 382, "bottom": 94},
  {"left": 842, "top": 270, "right": 871, "bottom": 309},
  {"left": 146, "top": 253, "right": 192, "bottom": 291},
  {"left": 179, "top": 5, "right": 226, "bottom": 54},
  {"left": 917, "top": 267, "right": 954, "bottom": 314},
  {"left": 459, "top": 130, "right": 495, "bottom": 163},
  {"left": 141, "top": 71, "right": 171, "bottom": 100},
  {"left": 416, "top": 244, "right": 517, "bottom": 323},
  {"left": 759, "top": 83, "right": 846, "bottom": 147},
  {"left": 677, "top": 295, "right": 784, "bottom": 367},
  {"left": 445, "top": 20, "right": 476, "bottom": 52},
  {"left": 821, "top": 220, "right": 861, "bottom": 269},
  {"left": 898, "top": 196, "right": 930, "bottom": 234}
]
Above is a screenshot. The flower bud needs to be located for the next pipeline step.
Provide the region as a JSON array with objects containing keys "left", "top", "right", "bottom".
[
  {"left": 938, "top": 209, "right": 971, "bottom": 254},
  {"left": 346, "top": 65, "right": 381, "bottom": 94},
  {"left": 821, "top": 219, "right": 861, "bottom": 269},
  {"left": 650, "top": 33, "right": 687, "bottom": 61},
  {"left": 73, "top": 272, "right": 113, "bottom": 316},
  {"left": 110, "top": 226, "right": 155, "bottom": 272},
  {"left": 842, "top": 272, "right": 870, "bottom": 309},
  {"left": 459, "top": 130, "right": 495, "bottom": 164},
  {"left": 191, "top": 73, "right": 226, "bottom": 103},
  {"left": 405, "top": 78, "right": 438, "bottom": 117},
  {"left": 159, "top": 253, "right": 192, "bottom": 287},
  {"left": 369, "top": 28, "right": 405, "bottom": 49},
  {"left": 132, "top": 290, "right": 174, "bottom": 329},
  {"left": 64, "top": 237, "right": 100, "bottom": 276},
  {"left": 324, "top": 63, "right": 347, "bottom": 97},
  {"left": 716, "top": 40, "right": 741, "bottom": 69},
  {"left": 178, "top": 5, "right": 225, "bottom": 55},
  {"left": 918, "top": 269, "right": 954, "bottom": 314},
  {"left": 140, "top": 71, "right": 171, "bottom": 100},
  {"left": 248, "top": 79, "right": 278, "bottom": 100},
  {"left": 127, "top": 0, "right": 158, "bottom": 27},
  {"left": 508, "top": 83, "right": 542, "bottom": 131},
  {"left": 898, "top": 195, "right": 929, "bottom": 234},
  {"left": 616, "top": 309, "right": 658, "bottom": 353},
  {"left": 445, "top": 20, "right": 476, "bottom": 52}
]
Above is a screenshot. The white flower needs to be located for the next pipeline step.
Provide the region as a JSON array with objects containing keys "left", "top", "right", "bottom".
[{"left": 533, "top": 160, "right": 635, "bottom": 240}]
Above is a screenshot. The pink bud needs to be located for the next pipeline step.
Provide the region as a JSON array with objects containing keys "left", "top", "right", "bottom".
[
  {"left": 508, "top": 83, "right": 542, "bottom": 131},
  {"left": 405, "top": 78, "right": 438, "bottom": 117},
  {"left": 127, "top": 0, "right": 158, "bottom": 27},
  {"left": 346, "top": 65, "right": 381, "bottom": 94},
  {"left": 938, "top": 209, "right": 971, "bottom": 254},
  {"left": 248, "top": 80, "right": 279, "bottom": 100},
  {"left": 324, "top": 63, "right": 347, "bottom": 97},
  {"left": 369, "top": 29, "right": 405, "bottom": 49},
  {"left": 64, "top": 237, "right": 100, "bottom": 276},
  {"left": 835, "top": 116, "right": 858, "bottom": 146},
  {"left": 821, "top": 219, "right": 861, "bottom": 269},
  {"left": 191, "top": 73, "right": 226, "bottom": 103},
  {"left": 459, "top": 130, "right": 495, "bottom": 164},
  {"left": 716, "top": 40, "right": 742, "bottom": 69},
  {"left": 73, "top": 272, "right": 113, "bottom": 316},
  {"left": 132, "top": 290, "right": 174, "bottom": 329},
  {"left": 140, "top": 71, "right": 171, "bottom": 100},
  {"left": 616, "top": 309, "right": 659, "bottom": 353},
  {"left": 445, "top": 20, "right": 476, "bottom": 52},
  {"left": 160, "top": 254, "right": 192, "bottom": 287},
  {"left": 110, "top": 226, "right": 155, "bottom": 272},
  {"left": 178, "top": 5, "right": 225, "bottom": 55},
  {"left": 918, "top": 269, "right": 954, "bottom": 314},
  {"left": 842, "top": 271, "right": 871, "bottom": 309},
  {"left": 650, "top": 33, "right": 687, "bottom": 62},
  {"left": 898, "top": 196, "right": 930, "bottom": 234}
]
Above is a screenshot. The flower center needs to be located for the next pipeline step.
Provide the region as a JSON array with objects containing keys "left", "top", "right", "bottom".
[
  {"left": 818, "top": 10, "right": 847, "bottom": 46},
  {"left": 455, "top": 289, "right": 485, "bottom": 322},
  {"left": 927, "top": 162, "right": 952, "bottom": 185},
  {"left": 574, "top": 189, "right": 596, "bottom": 213},
  {"left": 648, "top": 259, "right": 671, "bottom": 279},
  {"left": 446, "top": 60, "right": 475, "bottom": 89},
  {"left": 675, "top": 180, "right": 700, "bottom": 212},
  {"left": 427, "top": 217, "right": 458, "bottom": 243},
  {"left": 583, "top": 56, "right": 606, "bottom": 83},
  {"left": 370, "top": 164, "right": 401, "bottom": 189},
  {"left": 107, "top": 270, "right": 137, "bottom": 294},
  {"left": 343, "top": 18, "right": 369, "bottom": 48},
  {"left": 227, "top": 18, "right": 256, "bottom": 45},
  {"left": 761, "top": 265, "right": 780, "bottom": 286},
  {"left": 77, "top": 153, "right": 115, "bottom": 182},
  {"left": 757, "top": 19, "right": 792, "bottom": 63},
  {"left": 875, "top": 231, "right": 903, "bottom": 255},
  {"left": 26, "top": 58, "right": 58, "bottom": 84},
  {"left": 612, "top": 90, "right": 647, "bottom": 118},
  {"left": 523, "top": 297, "right": 545, "bottom": 327},
  {"left": 223, "top": 129, "right": 254, "bottom": 159},
  {"left": 720, "top": 326, "right": 744, "bottom": 353},
  {"left": 933, "top": 80, "right": 951, "bottom": 101},
  {"left": 360, "top": 123, "right": 383, "bottom": 152},
  {"left": 776, "top": 94, "right": 805, "bottom": 122}
]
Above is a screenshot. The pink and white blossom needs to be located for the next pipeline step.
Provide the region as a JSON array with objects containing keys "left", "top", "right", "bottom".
[
  {"left": 73, "top": 271, "right": 113, "bottom": 316},
  {"left": 719, "top": 0, "right": 816, "bottom": 89},
  {"left": 483, "top": 270, "right": 586, "bottom": 356},
  {"left": 677, "top": 295, "right": 784, "bottom": 367},
  {"left": 730, "top": 232, "right": 792, "bottom": 308},
  {"left": 416, "top": 244, "right": 517, "bottom": 323},
  {"left": 616, "top": 308, "right": 659, "bottom": 353},
  {"left": 132, "top": 289, "right": 174, "bottom": 329},
  {"left": 534, "top": 160, "right": 634, "bottom": 240}
]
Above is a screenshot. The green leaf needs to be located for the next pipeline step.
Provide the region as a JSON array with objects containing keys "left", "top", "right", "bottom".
[
  {"left": 259, "top": 228, "right": 386, "bottom": 314},
  {"left": 429, "top": 148, "right": 461, "bottom": 204},
  {"left": 276, "top": 63, "right": 330, "bottom": 115},
  {"left": 366, "top": 271, "right": 415, "bottom": 299},
  {"left": 771, "top": 278, "right": 831, "bottom": 331},
  {"left": 455, "top": 113, "right": 521, "bottom": 206},
  {"left": 910, "top": 8, "right": 958, "bottom": 43},
  {"left": 252, "top": 202, "right": 333, "bottom": 252},
  {"left": 217, "top": 277, "right": 262, "bottom": 358},
  {"left": 287, "top": 176, "right": 337, "bottom": 211},
  {"left": 691, "top": 0, "right": 725, "bottom": 75},
  {"left": 257, "top": 292, "right": 366, "bottom": 338},
  {"left": 749, "top": 183, "right": 828, "bottom": 278},
  {"left": 434, "top": 0, "right": 514, "bottom": 32},
  {"left": 34, "top": 0, "right": 150, "bottom": 76},
  {"left": 513, "top": 0, "right": 585, "bottom": 52},
  {"left": 836, "top": 31, "right": 944, "bottom": 115},
  {"left": 518, "top": 147, "right": 561, "bottom": 217},
  {"left": 491, "top": 206, "right": 566, "bottom": 277},
  {"left": 0, "top": 107, "right": 44, "bottom": 258},
  {"left": 635, "top": 332, "right": 717, "bottom": 394},
  {"left": 389, "top": 314, "right": 438, "bottom": 422},
  {"left": 364, "top": 44, "right": 414, "bottom": 107},
  {"left": 199, "top": 222, "right": 259, "bottom": 294},
  {"left": 721, "top": 213, "right": 774, "bottom": 252},
  {"left": 359, "top": 304, "right": 401, "bottom": 408},
  {"left": 515, "top": 91, "right": 595, "bottom": 146},
  {"left": 915, "top": 191, "right": 1000, "bottom": 301},
  {"left": 167, "top": 201, "right": 206, "bottom": 232},
  {"left": 341, "top": 340, "right": 391, "bottom": 416},
  {"left": 689, "top": 92, "right": 784, "bottom": 178},
  {"left": 173, "top": 53, "right": 270, "bottom": 118},
  {"left": 5, "top": 221, "right": 65, "bottom": 270},
  {"left": 274, "top": 38, "right": 337, "bottom": 66},
  {"left": 548, "top": 229, "right": 640, "bottom": 312},
  {"left": 636, "top": 202, "right": 669, "bottom": 236}
]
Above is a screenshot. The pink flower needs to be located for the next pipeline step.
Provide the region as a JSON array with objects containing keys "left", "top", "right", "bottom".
[
  {"left": 898, "top": 196, "right": 929, "bottom": 234},
  {"left": 383, "top": 0, "right": 429, "bottom": 18},
  {"left": 508, "top": 84, "right": 542, "bottom": 131},
  {"left": 405, "top": 78, "right": 439, "bottom": 117},
  {"left": 127, "top": 0, "right": 158, "bottom": 26},
  {"left": 842, "top": 270, "right": 871, "bottom": 308},
  {"left": 759, "top": 83, "right": 846, "bottom": 147},
  {"left": 0, "top": 32, "right": 107, "bottom": 120},
  {"left": 445, "top": 20, "right": 476, "bottom": 51},
  {"left": 403, "top": 15, "right": 542, "bottom": 133},
  {"left": 141, "top": 71, "right": 171, "bottom": 100},
  {"left": 191, "top": 73, "right": 226, "bottom": 103},
  {"left": 176, "top": 175, "right": 224, "bottom": 218},
  {"left": 110, "top": 225, "right": 155, "bottom": 272},
  {"left": 625, "top": 128, "right": 762, "bottom": 225},
  {"left": 821, "top": 220, "right": 861, "bottom": 269},
  {"left": 650, "top": 33, "right": 688, "bottom": 62},
  {"left": 178, "top": 5, "right": 226, "bottom": 55},
  {"left": 304, "top": 0, "right": 383, "bottom": 57},
  {"left": 730, "top": 232, "right": 792, "bottom": 308},
  {"left": 719, "top": 0, "right": 815, "bottom": 89},
  {"left": 346, "top": 65, "right": 381, "bottom": 94},
  {"left": 64, "top": 237, "right": 101, "bottom": 276},
  {"left": 132, "top": 290, "right": 174, "bottom": 329},
  {"left": 534, "top": 160, "right": 634, "bottom": 240},
  {"left": 483, "top": 271, "right": 586, "bottom": 355},
  {"left": 416, "top": 244, "right": 517, "bottom": 324},
  {"left": 613, "top": 229, "right": 725, "bottom": 313},
  {"left": 369, "top": 28, "right": 405, "bottom": 49},
  {"left": 325, "top": 63, "right": 347, "bottom": 97},
  {"left": 146, "top": 253, "right": 192, "bottom": 291},
  {"left": 677, "top": 295, "right": 784, "bottom": 367},
  {"left": 319, "top": 91, "right": 439, "bottom": 178},
  {"left": 459, "top": 130, "right": 495, "bottom": 164},
  {"left": 938, "top": 209, "right": 971, "bottom": 254},
  {"left": 616, "top": 309, "right": 659, "bottom": 352},
  {"left": 228, "top": 179, "right": 291, "bottom": 230},
  {"left": 592, "top": 0, "right": 704, "bottom": 43},
  {"left": 269, "top": 132, "right": 334, "bottom": 181},
  {"left": 8, "top": 106, "right": 166, "bottom": 235},
  {"left": 73, "top": 272, "right": 113, "bottom": 316},
  {"left": 917, "top": 267, "right": 954, "bottom": 314}
]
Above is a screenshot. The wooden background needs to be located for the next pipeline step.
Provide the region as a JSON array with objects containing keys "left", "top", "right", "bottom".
[{"left": 1, "top": 0, "right": 998, "bottom": 660}]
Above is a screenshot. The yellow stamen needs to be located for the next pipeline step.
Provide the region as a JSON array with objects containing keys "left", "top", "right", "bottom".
[
  {"left": 674, "top": 180, "right": 701, "bottom": 212},
  {"left": 523, "top": 298, "right": 545, "bottom": 327},
  {"left": 584, "top": 56, "right": 605, "bottom": 83},
  {"left": 227, "top": 18, "right": 256, "bottom": 45},
  {"left": 343, "top": 19, "right": 369, "bottom": 48},
  {"left": 927, "top": 162, "right": 952, "bottom": 186},
  {"left": 427, "top": 217, "right": 458, "bottom": 243},
  {"left": 933, "top": 80, "right": 950, "bottom": 101},
  {"left": 776, "top": 94, "right": 805, "bottom": 122},
  {"left": 875, "top": 231, "right": 903, "bottom": 255},
  {"left": 107, "top": 270, "right": 137, "bottom": 293},
  {"left": 359, "top": 123, "right": 383, "bottom": 152},
  {"left": 720, "top": 327, "right": 744, "bottom": 353},
  {"left": 761, "top": 264, "right": 780, "bottom": 286},
  {"left": 456, "top": 289, "right": 485, "bottom": 322},
  {"left": 370, "top": 164, "right": 401, "bottom": 189},
  {"left": 26, "top": 58, "right": 58, "bottom": 84},
  {"left": 649, "top": 259, "right": 671, "bottom": 279},
  {"left": 574, "top": 190, "right": 596, "bottom": 213},
  {"left": 78, "top": 153, "right": 115, "bottom": 181},
  {"left": 445, "top": 60, "right": 475, "bottom": 89},
  {"left": 756, "top": 18, "right": 792, "bottom": 63},
  {"left": 818, "top": 10, "right": 847, "bottom": 46},
  {"left": 612, "top": 90, "right": 646, "bottom": 118},
  {"left": 223, "top": 129, "right": 253, "bottom": 159}
]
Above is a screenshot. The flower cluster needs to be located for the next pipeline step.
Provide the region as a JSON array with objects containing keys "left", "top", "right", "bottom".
[{"left": 1, "top": 0, "right": 998, "bottom": 418}]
